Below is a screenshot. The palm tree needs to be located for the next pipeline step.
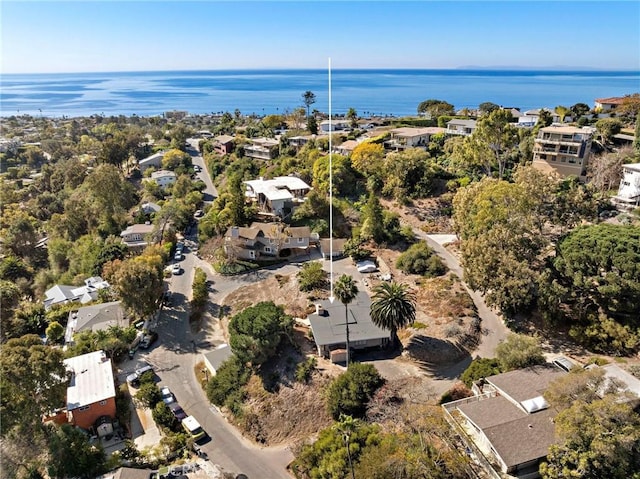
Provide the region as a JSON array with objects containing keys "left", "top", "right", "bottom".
[
  {"left": 333, "top": 414, "right": 358, "bottom": 479},
  {"left": 555, "top": 105, "right": 570, "bottom": 123},
  {"left": 334, "top": 274, "right": 359, "bottom": 367},
  {"left": 370, "top": 281, "right": 416, "bottom": 349}
]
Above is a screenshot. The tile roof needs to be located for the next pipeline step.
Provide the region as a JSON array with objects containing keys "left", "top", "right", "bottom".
[{"left": 595, "top": 96, "right": 625, "bottom": 104}]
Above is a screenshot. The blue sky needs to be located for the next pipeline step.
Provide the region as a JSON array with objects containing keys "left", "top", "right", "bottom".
[{"left": 2, "top": 1, "right": 639, "bottom": 73}]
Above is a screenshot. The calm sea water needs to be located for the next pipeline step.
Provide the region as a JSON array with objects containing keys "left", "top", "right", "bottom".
[{"left": 1, "top": 69, "right": 638, "bottom": 118}]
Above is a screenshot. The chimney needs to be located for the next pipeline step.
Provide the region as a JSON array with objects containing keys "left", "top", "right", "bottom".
[{"left": 315, "top": 304, "right": 325, "bottom": 316}]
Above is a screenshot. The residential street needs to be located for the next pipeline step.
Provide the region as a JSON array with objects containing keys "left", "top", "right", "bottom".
[
  {"left": 117, "top": 141, "right": 510, "bottom": 476},
  {"left": 186, "top": 138, "right": 218, "bottom": 203}
]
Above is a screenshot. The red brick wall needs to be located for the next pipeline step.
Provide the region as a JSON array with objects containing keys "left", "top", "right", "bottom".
[{"left": 69, "top": 397, "right": 116, "bottom": 430}]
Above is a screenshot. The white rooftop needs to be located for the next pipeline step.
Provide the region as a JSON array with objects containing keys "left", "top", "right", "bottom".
[
  {"left": 64, "top": 350, "right": 116, "bottom": 410},
  {"left": 151, "top": 169, "right": 176, "bottom": 179},
  {"left": 244, "top": 176, "right": 311, "bottom": 201}
]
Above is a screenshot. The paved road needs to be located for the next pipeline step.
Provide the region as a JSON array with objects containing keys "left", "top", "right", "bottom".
[
  {"left": 137, "top": 232, "right": 294, "bottom": 478},
  {"left": 186, "top": 138, "right": 218, "bottom": 203},
  {"left": 415, "top": 230, "right": 510, "bottom": 358}
]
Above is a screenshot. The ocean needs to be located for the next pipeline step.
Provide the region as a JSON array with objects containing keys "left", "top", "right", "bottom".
[{"left": 1, "top": 69, "right": 638, "bottom": 119}]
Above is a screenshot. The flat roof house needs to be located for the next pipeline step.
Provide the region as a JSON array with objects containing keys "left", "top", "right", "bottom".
[
  {"left": 384, "top": 127, "right": 446, "bottom": 151},
  {"left": 244, "top": 137, "right": 279, "bottom": 160},
  {"left": 244, "top": 176, "right": 312, "bottom": 219},
  {"left": 149, "top": 169, "right": 177, "bottom": 188},
  {"left": 531, "top": 125, "right": 595, "bottom": 180},
  {"left": 319, "top": 119, "right": 350, "bottom": 133},
  {"left": 308, "top": 291, "right": 390, "bottom": 360},
  {"left": 446, "top": 119, "right": 477, "bottom": 136},
  {"left": 613, "top": 163, "right": 640, "bottom": 208},
  {"left": 63, "top": 350, "right": 116, "bottom": 431},
  {"left": 442, "top": 364, "right": 567, "bottom": 478}
]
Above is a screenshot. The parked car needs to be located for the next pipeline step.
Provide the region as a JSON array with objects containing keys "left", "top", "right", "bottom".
[
  {"left": 172, "top": 263, "right": 182, "bottom": 275},
  {"left": 194, "top": 209, "right": 204, "bottom": 218},
  {"left": 174, "top": 251, "right": 183, "bottom": 261},
  {"left": 193, "top": 165, "right": 202, "bottom": 173},
  {"left": 356, "top": 260, "right": 378, "bottom": 273},
  {"left": 181, "top": 415, "right": 206, "bottom": 442},
  {"left": 168, "top": 402, "right": 187, "bottom": 421},
  {"left": 126, "top": 365, "right": 154, "bottom": 387},
  {"left": 139, "top": 331, "right": 158, "bottom": 349},
  {"left": 161, "top": 386, "right": 175, "bottom": 405}
]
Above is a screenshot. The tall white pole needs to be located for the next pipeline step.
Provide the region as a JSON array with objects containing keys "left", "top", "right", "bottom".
[{"left": 329, "top": 58, "right": 335, "bottom": 303}]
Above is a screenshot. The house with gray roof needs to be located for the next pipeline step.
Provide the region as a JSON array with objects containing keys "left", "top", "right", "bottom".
[
  {"left": 138, "top": 151, "right": 165, "bottom": 172},
  {"left": 120, "top": 223, "right": 155, "bottom": 249},
  {"left": 202, "top": 344, "right": 233, "bottom": 377},
  {"left": 224, "top": 222, "right": 311, "bottom": 260},
  {"left": 65, "top": 301, "right": 129, "bottom": 345},
  {"left": 43, "top": 276, "right": 110, "bottom": 311},
  {"left": 442, "top": 364, "right": 567, "bottom": 478},
  {"left": 308, "top": 291, "right": 390, "bottom": 361}
]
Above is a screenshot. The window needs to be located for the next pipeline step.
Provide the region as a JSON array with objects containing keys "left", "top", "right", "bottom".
[
  {"left": 297, "top": 238, "right": 305, "bottom": 243},
  {"left": 79, "top": 405, "right": 91, "bottom": 411},
  {"left": 264, "top": 247, "right": 272, "bottom": 253},
  {"left": 99, "top": 400, "right": 107, "bottom": 406}
]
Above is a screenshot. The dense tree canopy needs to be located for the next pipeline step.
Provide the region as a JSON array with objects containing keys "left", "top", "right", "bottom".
[
  {"left": 417, "top": 99, "right": 455, "bottom": 117},
  {"left": 494, "top": 334, "right": 545, "bottom": 371},
  {"left": 540, "top": 224, "right": 640, "bottom": 354},
  {"left": 325, "top": 363, "right": 384, "bottom": 419},
  {"left": 540, "top": 368, "right": 640, "bottom": 479},
  {"left": 229, "top": 301, "right": 293, "bottom": 365},
  {"left": 0, "top": 335, "right": 68, "bottom": 436}
]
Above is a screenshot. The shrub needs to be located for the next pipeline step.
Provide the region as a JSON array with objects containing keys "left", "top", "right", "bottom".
[
  {"left": 439, "top": 382, "right": 473, "bottom": 404},
  {"left": 297, "top": 262, "right": 327, "bottom": 292},
  {"left": 152, "top": 401, "right": 179, "bottom": 432},
  {"left": 326, "top": 363, "right": 384, "bottom": 419},
  {"left": 444, "top": 323, "right": 462, "bottom": 338},
  {"left": 396, "top": 242, "right": 447, "bottom": 277},
  {"left": 206, "top": 355, "right": 250, "bottom": 407},
  {"left": 460, "top": 358, "right": 501, "bottom": 387},
  {"left": 134, "top": 383, "right": 162, "bottom": 409},
  {"left": 495, "top": 334, "right": 545, "bottom": 372},
  {"left": 295, "top": 356, "right": 317, "bottom": 383}
]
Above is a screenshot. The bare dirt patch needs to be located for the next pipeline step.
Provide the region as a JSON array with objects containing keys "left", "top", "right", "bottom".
[
  {"left": 223, "top": 272, "right": 329, "bottom": 319},
  {"left": 381, "top": 196, "right": 455, "bottom": 233},
  {"left": 371, "top": 246, "right": 479, "bottom": 364}
]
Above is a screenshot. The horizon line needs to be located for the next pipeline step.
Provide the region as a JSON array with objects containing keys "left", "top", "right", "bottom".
[{"left": 2, "top": 66, "right": 640, "bottom": 76}]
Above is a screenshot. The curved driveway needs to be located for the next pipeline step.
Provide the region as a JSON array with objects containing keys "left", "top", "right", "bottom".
[{"left": 414, "top": 230, "right": 510, "bottom": 359}]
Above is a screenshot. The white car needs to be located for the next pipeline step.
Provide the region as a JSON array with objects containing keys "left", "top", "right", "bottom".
[
  {"left": 356, "top": 260, "right": 378, "bottom": 274},
  {"left": 172, "top": 263, "right": 182, "bottom": 275},
  {"left": 161, "top": 386, "right": 175, "bottom": 405}
]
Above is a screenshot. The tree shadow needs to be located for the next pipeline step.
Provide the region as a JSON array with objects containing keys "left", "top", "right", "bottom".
[{"left": 404, "top": 334, "right": 473, "bottom": 380}]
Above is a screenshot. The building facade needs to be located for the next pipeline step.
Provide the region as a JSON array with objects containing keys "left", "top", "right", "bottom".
[
  {"left": 63, "top": 350, "right": 117, "bottom": 431},
  {"left": 531, "top": 125, "right": 594, "bottom": 180}
]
